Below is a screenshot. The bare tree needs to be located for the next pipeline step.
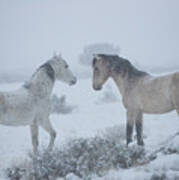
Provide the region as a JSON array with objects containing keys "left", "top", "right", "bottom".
[{"left": 79, "top": 43, "right": 120, "bottom": 66}]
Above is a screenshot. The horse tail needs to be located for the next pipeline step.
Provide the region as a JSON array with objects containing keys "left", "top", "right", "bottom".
[{"left": 171, "top": 72, "right": 179, "bottom": 114}]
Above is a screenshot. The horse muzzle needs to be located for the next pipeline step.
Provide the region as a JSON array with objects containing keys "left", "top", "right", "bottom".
[
  {"left": 69, "top": 78, "right": 77, "bottom": 86},
  {"left": 93, "top": 85, "right": 102, "bottom": 91}
]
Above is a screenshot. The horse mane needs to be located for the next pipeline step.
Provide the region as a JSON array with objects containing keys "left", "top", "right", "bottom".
[
  {"left": 39, "top": 62, "right": 55, "bottom": 82},
  {"left": 23, "top": 62, "right": 55, "bottom": 89},
  {"left": 96, "top": 54, "right": 148, "bottom": 79}
]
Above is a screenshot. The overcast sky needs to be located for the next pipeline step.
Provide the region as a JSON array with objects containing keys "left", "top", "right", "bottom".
[{"left": 0, "top": 0, "right": 179, "bottom": 74}]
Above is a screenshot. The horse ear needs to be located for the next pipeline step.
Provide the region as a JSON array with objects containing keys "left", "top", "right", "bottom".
[{"left": 93, "top": 54, "right": 102, "bottom": 61}]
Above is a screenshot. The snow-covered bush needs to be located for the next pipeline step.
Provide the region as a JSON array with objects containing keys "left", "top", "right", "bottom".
[
  {"left": 7, "top": 129, "right": 179, "bottom": 180},
  {"left": 150, "top": 172, "right": 179, "bottom": 180},
  {"left": 6, "top": 126, "right": 146, "bottom": 180},
  {"left": 51, "top": 94, "right": 77, "bottom": 114},
  {"left": 0, "top": 72, "right": 30, "bottom": 83},
  {"left": 79, "top": 43, "right": 120, "bottom": 66},
  {"left": 100, "top": 91, "right": 118, "bottom": 103},
  {"left": 101, "top": 125, "right": 126, "bottom": 143},
  {"left": 163, "top": 135, "right": 179, "bottom": 155},
  {"left": 96, "top": 85, "right": 119, "bottom": 104}
]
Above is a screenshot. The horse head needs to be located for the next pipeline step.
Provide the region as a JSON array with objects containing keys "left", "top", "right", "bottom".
[
  {"left": 49, "top": 54, "right": 77, "bottom": 86},
  {"left": 92, "top": 54, "right": 113, "bottom": 90}
]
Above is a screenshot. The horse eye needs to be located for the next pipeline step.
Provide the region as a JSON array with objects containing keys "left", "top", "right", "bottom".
[{"left": 65, "top": 65, "right": 68, "bottom": 68}]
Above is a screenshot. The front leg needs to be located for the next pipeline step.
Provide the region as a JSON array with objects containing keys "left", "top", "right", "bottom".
[
  {"left": 40, "top": 118, "right": 56, "bottom": 150},
  {"left": 135, "top": 112, "right": 144, "bottom": 146},
  {"left": 126, "top": 110, "right": 135, "bottom": 146},
  {"left": 30, "top": 123, "right": 39, "bottom": 153}
]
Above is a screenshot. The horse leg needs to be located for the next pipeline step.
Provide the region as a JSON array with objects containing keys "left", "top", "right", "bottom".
[
  {"left": 40, "top": 119, "right": 56, "bottom": 150},
  {"left": 126, "top": 110, "right": 135, "bottom": 145},
  {"left": 135, "top": 112, "right": 144, "bottom": 146},
  {"left": 30, "top": 123, "right": 39, "bottom": 153}
]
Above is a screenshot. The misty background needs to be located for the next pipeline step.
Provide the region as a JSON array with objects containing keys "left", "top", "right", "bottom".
[{"left": 0, "top": 0, "right": 179, "bottom": 82}]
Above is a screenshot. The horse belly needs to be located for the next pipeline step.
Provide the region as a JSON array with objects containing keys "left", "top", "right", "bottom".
[
  {"left": 0, "top": 92, "right": 36, "bottom": 126},
  {"left": 136, "top": 75, "right": 175, "bottom": 114},
  {"left": 142, "top": 100, "right": 174, "bottom": 114},
  {"left": 139, "top": 93, "right": 174, "bottom": 114},
  {"left": 0, "top": 111, "right": 34, "bottom": 126}
]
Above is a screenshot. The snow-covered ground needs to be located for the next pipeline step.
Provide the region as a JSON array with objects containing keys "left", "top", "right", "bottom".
[{"left": 0, "top": 78, "right": 179, "bottom": 179}]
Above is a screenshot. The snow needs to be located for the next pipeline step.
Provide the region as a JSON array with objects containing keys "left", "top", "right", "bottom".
[{"left": 0, "top": 78, "right": 179, "bottom": 179}]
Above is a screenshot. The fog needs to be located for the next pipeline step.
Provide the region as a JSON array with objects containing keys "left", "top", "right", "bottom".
[{"left": 0, "top": 0, "right": 179, "bottom": 76}]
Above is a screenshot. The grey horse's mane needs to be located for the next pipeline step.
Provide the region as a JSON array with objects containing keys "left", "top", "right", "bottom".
[
  {"left": 24, "top": 62, "right": 55, "bottom": 89},
  {"left": 39, "top": 62, "right": 55, "bottom": 82},
  {"left": 96, "top": 54, "right": 148, "bottom": 79}
]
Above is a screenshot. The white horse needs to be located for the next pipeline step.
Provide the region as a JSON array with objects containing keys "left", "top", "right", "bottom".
[
  {"left": 0, "top": 54, "right": 77, "bottom": 153},
  {"left": 92, "top": 54, "right": 179, "bottom": 146}
]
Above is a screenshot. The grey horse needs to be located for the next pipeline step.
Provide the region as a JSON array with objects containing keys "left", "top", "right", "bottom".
[{"left": 92, "top": 54, "right": 179, "bottom": 146}]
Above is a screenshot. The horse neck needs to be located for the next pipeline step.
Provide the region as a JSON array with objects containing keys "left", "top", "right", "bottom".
[
  {"left": 111, "top": 73, "right": 129, "bottom": 96},
  {"left": 27, "top": 69, "right": 55, "bottom": 98}
]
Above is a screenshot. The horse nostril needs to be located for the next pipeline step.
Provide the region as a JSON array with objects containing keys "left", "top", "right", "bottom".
[
  {"left": 93, "top": 86, "right": 102, "bottom": 91},
  {"left": 95, "top": 87, "right": 101, "bottom": 90},
  {"left": 70, "top": 79, "right": 77, "bottom": 85}
]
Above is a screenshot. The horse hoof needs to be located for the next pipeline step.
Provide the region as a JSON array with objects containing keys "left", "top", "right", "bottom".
[
  {"left": 138, "top": 141, "right": 144, "bottom": 146},
  {"left": 127, "top": 139, "right": 132, "bottom": 146}
]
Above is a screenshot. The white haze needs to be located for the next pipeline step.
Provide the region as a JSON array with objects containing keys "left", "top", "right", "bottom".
[{"left": 0, "top": 0, "right": 179, "bottom": 76}]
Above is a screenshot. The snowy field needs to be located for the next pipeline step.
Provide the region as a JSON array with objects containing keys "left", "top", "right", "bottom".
[
  {"left": 1, "top": 0, "right": 179, "bottom": 179},
  {"left": 0, "top": 78, "right": 179, "bottom": 180}
]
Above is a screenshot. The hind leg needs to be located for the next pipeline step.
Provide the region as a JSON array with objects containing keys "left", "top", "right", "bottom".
[
  {"left": 40, "top": 118, "right": 56, "bottom": 150},
  {"left": 126, "top": 110, "right": 135, "bottom": 145}
]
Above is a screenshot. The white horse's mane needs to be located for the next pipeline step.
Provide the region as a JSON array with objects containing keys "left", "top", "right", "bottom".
[{"left": 23, "top": 61, "right": 55, "bottom": 93}]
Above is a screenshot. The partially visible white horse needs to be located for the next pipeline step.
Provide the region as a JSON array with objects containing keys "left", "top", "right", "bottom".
[{"left": 0, "top": 54, "right": 77, "bottom": 153}]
